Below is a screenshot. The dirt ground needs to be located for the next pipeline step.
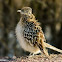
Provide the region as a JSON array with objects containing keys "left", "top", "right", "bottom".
[{"left": 0, "top": 54, "right": 62, "bottom": 62}]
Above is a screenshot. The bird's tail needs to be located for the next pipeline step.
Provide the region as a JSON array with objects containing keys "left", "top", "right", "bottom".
[{"left": 43, "top": 42, "right": 62, "bottom": 53}]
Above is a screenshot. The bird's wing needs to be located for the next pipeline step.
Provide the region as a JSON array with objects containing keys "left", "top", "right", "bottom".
[
  {"left": 23, "top": 21, "right": 46, "bottom": 46},
  {"left": 23, "top": 21, "right": 49, "bottom": 56}
]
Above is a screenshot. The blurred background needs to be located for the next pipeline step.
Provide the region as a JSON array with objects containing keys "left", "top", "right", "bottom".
[{"left": 0, "top": 0, "right": 62, "bottom": 57}]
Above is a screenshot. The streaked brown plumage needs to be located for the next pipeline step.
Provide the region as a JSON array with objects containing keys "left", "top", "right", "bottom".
[{"left": 16, "top": 7, "right": 62, "bottom": 56}]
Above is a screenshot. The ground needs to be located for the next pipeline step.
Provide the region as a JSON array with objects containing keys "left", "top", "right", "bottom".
[{"left": 0, "top": 54, "right": 62, "bottom": 62}]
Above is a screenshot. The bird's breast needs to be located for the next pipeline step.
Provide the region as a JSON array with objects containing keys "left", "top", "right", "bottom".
[{"left": 15, "top": 21, "right": 41, "bottom": 54}]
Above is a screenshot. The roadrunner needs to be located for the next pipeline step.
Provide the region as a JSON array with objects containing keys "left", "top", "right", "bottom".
[{"left": 15, "top": 7, "right": 62, "bottom": 56}]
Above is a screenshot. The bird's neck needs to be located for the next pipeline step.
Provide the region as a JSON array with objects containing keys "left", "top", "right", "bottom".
[
  {"left": 20, "top": 14, "right": 40, "bottom": 27},
  {"left": 20, "top": 14, "right": 33, "bottom": 25},
  {"left": 22, "top": 15, "right": 30, "bottom": 22}
]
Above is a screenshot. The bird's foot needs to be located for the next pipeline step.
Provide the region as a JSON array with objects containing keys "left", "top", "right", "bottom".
[{"left": 28, "top": 53, "right": 35, "bottom": 57}]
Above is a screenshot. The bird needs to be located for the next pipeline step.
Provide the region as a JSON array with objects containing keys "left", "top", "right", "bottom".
[{"left": 15, "top": 7, "right": 62, "bottom": 56}]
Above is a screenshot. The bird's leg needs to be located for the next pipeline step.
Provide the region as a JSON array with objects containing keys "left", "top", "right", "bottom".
[
  {"left": 29, "top": 53, "right": 33, "bottom": 56},
  {"left": 29, "top": 53, "right": 35, "bottom": 57}
]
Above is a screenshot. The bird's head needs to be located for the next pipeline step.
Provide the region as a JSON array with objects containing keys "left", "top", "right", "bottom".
[{"left": 17, "top": 7, "right": 32, "bottom": 16}]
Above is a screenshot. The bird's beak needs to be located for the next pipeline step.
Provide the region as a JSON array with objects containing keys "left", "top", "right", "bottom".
[
  {"left": 17, "top": 10, "right": 21, "bottom": 13},
  {"left": 17, "top": 10, "right": 24, "bottom": 14}
]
